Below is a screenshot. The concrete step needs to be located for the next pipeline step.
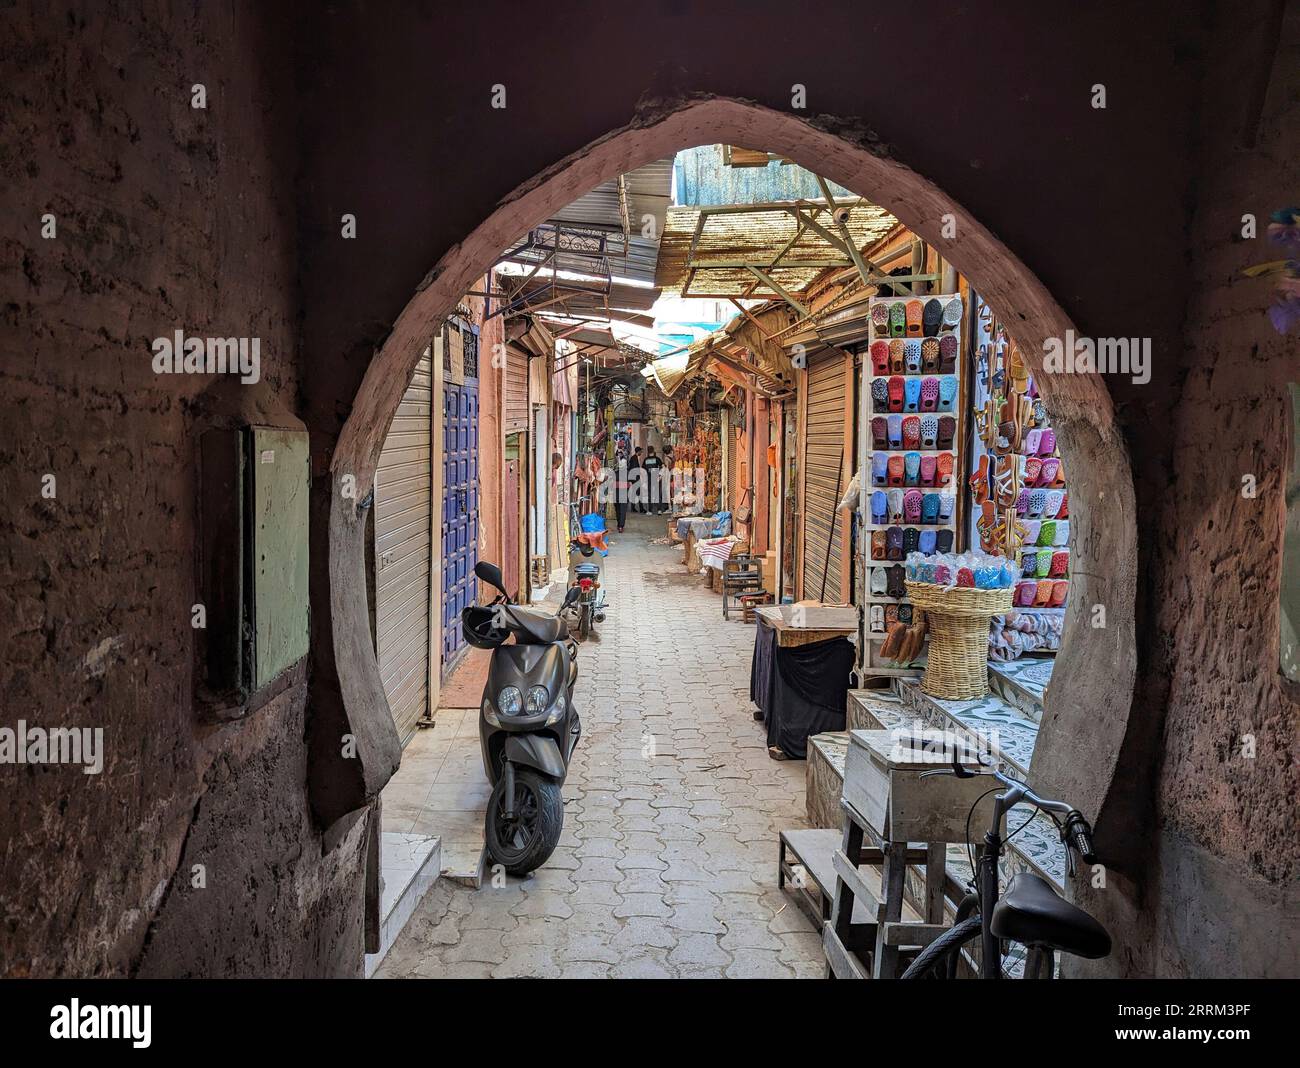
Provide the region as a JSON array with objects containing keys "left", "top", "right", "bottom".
[{"left": 364, "top": 832, "right": 441, "bottom": 977}]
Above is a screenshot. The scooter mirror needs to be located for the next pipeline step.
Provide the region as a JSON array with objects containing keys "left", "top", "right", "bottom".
[{"left": 474, "top": 561, "right": 507, "bottom": 595}]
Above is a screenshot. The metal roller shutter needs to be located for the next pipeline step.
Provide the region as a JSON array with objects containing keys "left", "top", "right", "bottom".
[
  {"left": 504, "top": 344, "right": 529, "bottom": 433},
  {"left": 802, "top": 352, "right": 848, "bottom": 603},
  {"left": 725, "top": 416, "right": 738, "bottom": 510},
  {"left": 374, "top": 349, "right": 432, "bottom": 745}
]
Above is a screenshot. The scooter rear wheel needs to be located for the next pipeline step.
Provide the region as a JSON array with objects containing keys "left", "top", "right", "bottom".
[
  {"left": 484, "top": 768, "right": 563, "bottom": 876},
  {"left": 577, "top": 605, "right": 591, "bottom": 641}
]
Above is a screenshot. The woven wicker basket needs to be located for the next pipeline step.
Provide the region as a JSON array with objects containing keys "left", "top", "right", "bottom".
[{"left": 905, "top": 580, "right": 1014, "bottom": 700}]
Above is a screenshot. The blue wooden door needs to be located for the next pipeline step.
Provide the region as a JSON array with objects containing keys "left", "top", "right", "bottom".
[{"left": 442, "top": 376, "right": 479, "bottom": 664}]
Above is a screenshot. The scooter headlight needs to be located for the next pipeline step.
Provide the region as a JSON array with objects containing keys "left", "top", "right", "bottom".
[
  {"left": 498, "top": 686, "right": 523, "bottom": 715},
  {"left": 525, "top": 685, "right": 550, "bottom": 713}
]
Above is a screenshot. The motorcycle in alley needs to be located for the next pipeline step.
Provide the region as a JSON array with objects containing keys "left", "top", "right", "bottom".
[
  {"left": 562, "top": 505, "right": 609, "bottom": 641},
  {"left": 462, "top": 561, "right": 582, "bottom": 875}
]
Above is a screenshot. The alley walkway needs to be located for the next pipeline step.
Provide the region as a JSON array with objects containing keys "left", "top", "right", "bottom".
[{"left": 377, "top": 510, "right": 825, "bottom": 978}]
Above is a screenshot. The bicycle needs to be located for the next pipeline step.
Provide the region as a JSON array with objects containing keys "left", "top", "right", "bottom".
[{"left": 900, "top": 755, "right": 1111, "bottom": 979}]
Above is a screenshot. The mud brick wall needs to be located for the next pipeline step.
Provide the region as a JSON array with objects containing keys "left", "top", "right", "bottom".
[
  {"left": 1146, "top": 7, "right": 1299, "bottom": 978},
  {"left": 0, "top": 4, "right": 369, "bottom": 976}
]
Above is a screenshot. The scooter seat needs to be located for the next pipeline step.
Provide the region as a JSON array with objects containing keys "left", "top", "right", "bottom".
[
  {"left": 508, "top": 606, "right": 568, "bottom": 645},
  {"left": 574, "top": 562, "right": 600, "bottom": 578},
  {"left": 989, "top": 872, "right": 1111, "bottom": 959}
]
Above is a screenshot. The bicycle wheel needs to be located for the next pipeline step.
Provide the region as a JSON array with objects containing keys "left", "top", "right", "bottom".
[{"left": 900, "top": 917, "right": 984, "bottom": 979}]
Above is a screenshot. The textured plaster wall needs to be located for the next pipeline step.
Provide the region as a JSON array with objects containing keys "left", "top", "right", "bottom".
[
  {"left": 0, "top": 3, "right": 368, "bottom": 976},
  {"left": 1147, "top": 4, "right": 1299, "bottom": 978}
]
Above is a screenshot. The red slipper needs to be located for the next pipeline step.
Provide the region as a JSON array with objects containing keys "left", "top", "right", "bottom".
[
  {"left": 870, "top": 340, "right": 890, "bottom": 375},
  {"left": 1049, "top": 579, "right": 1069, "bottom": 607},
  {"left": 888, "top": 375, "right": 905, "bottom": 412}
]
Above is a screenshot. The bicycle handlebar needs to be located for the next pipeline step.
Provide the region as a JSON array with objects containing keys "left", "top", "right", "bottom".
[{"left": 926, "top": 752, "right": 1099, "bottom": 865}]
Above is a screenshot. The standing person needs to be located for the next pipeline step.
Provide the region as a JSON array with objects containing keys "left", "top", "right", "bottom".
[
  {"left": 612, "top": 450, "right": 630, "bottom": 532},
  {"left": 629, "top": 447, "right": 645, "bottom": 513},
  {"left": 642, "top": 445, "right": 666, "bottom": 515}
]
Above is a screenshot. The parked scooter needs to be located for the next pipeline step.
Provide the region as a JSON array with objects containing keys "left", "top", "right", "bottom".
[
  {"left": 563, "top": 508, "right": 609, "bottom": 641},
  {"left": 461, "top": 561, "right": 582, "bottom": 875}
]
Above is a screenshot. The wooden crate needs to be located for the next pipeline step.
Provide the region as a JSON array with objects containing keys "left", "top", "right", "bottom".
[{"left": 843, "top": 730, "right": 994, "bottom": 844}]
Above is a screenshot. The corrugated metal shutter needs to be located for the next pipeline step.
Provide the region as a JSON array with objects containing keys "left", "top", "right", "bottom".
[
  {"left": 375, "top": 350, "right": 432, "bottom": 745},
  {"left": 725, "top": 416, "right": 738, "bottom": 509},
  {"left": 802, "top": 352, "right": 847, "bottom": 603},
  {"left": 504, "top": 344, "right": 528, "bottom": 432}
]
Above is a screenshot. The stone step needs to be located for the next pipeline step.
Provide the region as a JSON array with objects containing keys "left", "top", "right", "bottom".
[
  {"left": 364, "top": 832, "right": 442, "bottom": 978},
  {"left": 896, "top": 676, "right": 1038, "bottom": 777},
  {"left": 987, "top": 657, "right": 1054, "bottom": 723}
]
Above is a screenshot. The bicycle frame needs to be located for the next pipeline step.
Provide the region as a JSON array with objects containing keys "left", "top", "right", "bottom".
[{"left": 962, "top": 770, "right": 1076, "bottom": 978}]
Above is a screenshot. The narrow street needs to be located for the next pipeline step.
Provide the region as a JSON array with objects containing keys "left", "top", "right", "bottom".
[{"left": 377, "top": 510, "right": 825, "bottom": 979}]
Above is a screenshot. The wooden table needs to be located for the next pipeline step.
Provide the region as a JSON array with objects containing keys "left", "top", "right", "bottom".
[{"left": 755, "top": 604, "right": 856, "bottom": 648}]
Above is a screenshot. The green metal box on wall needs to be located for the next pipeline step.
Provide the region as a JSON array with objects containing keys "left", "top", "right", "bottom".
[{"left": 198, "top": 425, "right": 310, "bottom": 714}]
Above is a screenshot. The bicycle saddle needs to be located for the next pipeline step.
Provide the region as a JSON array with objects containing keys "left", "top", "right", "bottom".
[{"left": 989, "top": 873, "right": 1111, "bottom": 959}]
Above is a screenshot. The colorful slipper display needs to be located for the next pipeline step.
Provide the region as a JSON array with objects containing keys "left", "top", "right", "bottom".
[{"left": 865, "top": 293, "right": 964, "bottom": 626}]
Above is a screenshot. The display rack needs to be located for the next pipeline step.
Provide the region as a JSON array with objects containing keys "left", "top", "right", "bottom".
[
  {"left": 967, "top": 294, "right": 1071, "bottom": 622},
  {"left": 861, "top": 294, "right": 965, "bottom": 647}
]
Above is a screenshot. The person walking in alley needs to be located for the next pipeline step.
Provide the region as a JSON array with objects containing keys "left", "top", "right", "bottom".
[
  {"left": 613, "top": 450, "right": 630, "bottom": 532},
  {"left": 642, "top": 445, "right": 667, "bottom": 514},
  {"left": 629, "top": 446, "right": 646, "bottom": 513}
]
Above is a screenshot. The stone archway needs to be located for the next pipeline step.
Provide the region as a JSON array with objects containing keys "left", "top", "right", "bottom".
[{"left": 329, "top": 97, "right": 1137, "bottom": 866}]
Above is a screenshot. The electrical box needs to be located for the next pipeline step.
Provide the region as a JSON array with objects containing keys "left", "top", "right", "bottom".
[{"left": 199, "top": 425, "right": 310, "bottom": 714}]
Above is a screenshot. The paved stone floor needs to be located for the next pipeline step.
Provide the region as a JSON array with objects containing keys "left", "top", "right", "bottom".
[{"left": 377, "top": 510, "right": 824, "bottom": 979}]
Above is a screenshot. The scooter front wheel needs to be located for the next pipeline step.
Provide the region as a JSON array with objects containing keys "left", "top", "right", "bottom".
[{"left": 484, "top": 767, "right": 563, "bottom": 876}]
